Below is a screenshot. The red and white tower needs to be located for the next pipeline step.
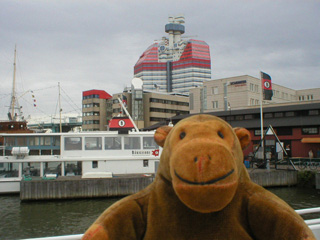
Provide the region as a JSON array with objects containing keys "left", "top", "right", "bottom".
[{"left": 134, "top": 15, "right": 211, "bottom": 94}]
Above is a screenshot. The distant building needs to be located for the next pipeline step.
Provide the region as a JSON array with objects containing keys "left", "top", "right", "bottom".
[
  {"left": 82, "top": 90, "right": 112, "bottom": 131},
  {"left": 189, "top": 75, "right": 320, "bottom": 114},
  {"left": 169, "top": 101, "right": 320, "bottom": 159},
  {"left": 112, "top": 79, "right": 189, "bottom": 129},
  {"left": 134, "top": 15, "right": 211, "bottom": 94}
]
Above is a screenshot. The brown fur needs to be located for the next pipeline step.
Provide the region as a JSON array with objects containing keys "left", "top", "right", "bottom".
[{"left": 83, "top": 114, "right": 315, "bottom": 240}]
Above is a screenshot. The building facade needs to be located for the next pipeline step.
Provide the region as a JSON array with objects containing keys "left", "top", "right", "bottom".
[
  {"left": 190, "top": 75, "right": 320, "bottom": 114},
  {"left": 134, "top": 15, "right": 211, "bottom": 94},
  {"left": 112, "top": 90, "right": 189, "bottom": 129},
  {"left": 170, "top": 101, "right": 320, "bottom": 159},
  {"left": 82, "top": 90, "right": 112, "bottom": 131}
]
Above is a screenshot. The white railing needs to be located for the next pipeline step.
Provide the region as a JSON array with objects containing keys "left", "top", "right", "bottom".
[
  {"left": 22, "top": 234, "right": 83, "bottom": 240},
  {"left": 296, "top": 207, "right": 320, "bottom": 239}
]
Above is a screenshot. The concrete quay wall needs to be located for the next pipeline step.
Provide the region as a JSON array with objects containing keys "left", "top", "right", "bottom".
[
  {"left": 20, "top": 170, "right": 297, "bottom": 201},
  {"left": 20, "top": 176, "right": 154, "bottom": 201},
  {"left": 249, "top": 170, "right": 297, "bottom": 187}
]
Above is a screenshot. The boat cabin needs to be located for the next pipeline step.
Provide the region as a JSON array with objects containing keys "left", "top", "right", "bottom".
[{"left": 0, "top": 131, "right": 161, "bottom": 180}]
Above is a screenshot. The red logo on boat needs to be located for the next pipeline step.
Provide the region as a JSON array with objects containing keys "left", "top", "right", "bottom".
[{"left": 152, "top": 149, "right": 159, "bottom": 157}]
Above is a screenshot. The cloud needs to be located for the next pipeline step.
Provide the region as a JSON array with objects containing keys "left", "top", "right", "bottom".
[{"left": 0, "top": 0, "right": 319, "bottom": 122}]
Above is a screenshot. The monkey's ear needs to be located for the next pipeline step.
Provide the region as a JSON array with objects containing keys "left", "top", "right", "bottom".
[
  {"left": 154, "top": 126, "right": 173, "bottom": 147},
  {"left": 234, "top": 127, "right": 251, "bottom": 150}
]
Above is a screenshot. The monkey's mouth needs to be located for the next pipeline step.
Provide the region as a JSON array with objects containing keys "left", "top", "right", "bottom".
[{"left": 174, "top": 169, "right": 234, "bottom": 185}]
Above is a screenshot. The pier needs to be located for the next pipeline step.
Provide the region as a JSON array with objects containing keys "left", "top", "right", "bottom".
[
  {"left": 20, "top": 169, "right": 298, "bottom": 201},
  {"left": 20, "top": 175, "right": 154, "bottom": 201},
  {"left": 249, "top": 169, "right": 297, "bottom": 187}
]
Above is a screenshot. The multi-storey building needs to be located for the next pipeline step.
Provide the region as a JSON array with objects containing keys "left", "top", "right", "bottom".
[
  {"left": 134, "top": 15, "right": 211, "bottom": 94},
  {"left": 169, "top": 101, "right": 320, "bottom": 159},
  {"left": 190, "top": 75, "right": 320, "bottom": 114},
  {"left": 112, "top": 79, "right": 189, "bottom": 129},
  {"left": 82, "top": 90, "right": 112, "bottom": 131}
]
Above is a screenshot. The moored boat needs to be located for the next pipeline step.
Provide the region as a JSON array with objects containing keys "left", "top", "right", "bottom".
[{"left": 0, "top": 130, "right": 161, "bottom": 194}]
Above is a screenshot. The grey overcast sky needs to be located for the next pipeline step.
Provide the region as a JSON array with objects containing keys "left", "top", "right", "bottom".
[{"left": 0, "top": 0, "right": 319, "bottom": 123}]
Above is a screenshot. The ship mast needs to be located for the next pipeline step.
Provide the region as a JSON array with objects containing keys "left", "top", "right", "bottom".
[
  {"left": 9, "top": 46, "right": 18, "bottom": 121},
  {"left": 8, "top": 45, "right": 24, "bottom": 121},
  {"left": 58, "top": 82, "right": 62, "bottom": 132}
]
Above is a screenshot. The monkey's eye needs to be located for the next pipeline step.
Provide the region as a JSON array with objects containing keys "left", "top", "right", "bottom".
[
  {"left": 218, "top": 131, "right": 224, "bottom": 139},
  {"left": 180, "top": 132, "right": 186, "bottom": 139}
]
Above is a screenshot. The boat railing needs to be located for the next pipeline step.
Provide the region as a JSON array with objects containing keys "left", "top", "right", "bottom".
[
  {"left": 296, "top": 207, "right": 320, "bottom": 238},
  {"left": 22, "top": 234, "right": 83, "bottom": 240}
]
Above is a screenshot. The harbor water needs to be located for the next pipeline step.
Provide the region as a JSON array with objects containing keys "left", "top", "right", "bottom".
[{"left": 1, "top": 187, "right": 320, "bottom": 240}]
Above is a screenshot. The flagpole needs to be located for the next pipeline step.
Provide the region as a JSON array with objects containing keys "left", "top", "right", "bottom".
[{"left": 259, "top": 71, "right": 264, "bottom": 151}]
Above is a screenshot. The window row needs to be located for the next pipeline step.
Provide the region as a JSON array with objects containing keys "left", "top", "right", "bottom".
[
  {"left": 253, "top": 127, "right": 319, "bottom": 136},
  {"left": 5, "top": 136, "right": 60, "bottom": 147},
  {"left": 250, "top": 83, "right": 259, "bottom": 93},
  {"left": 172, "top": 68, "right": 211, "bottom": 74},
  {"left": 172, "top": 73, "right": 211, "bottom": 80},
  {"left": 223, "top": 110, "right": 319, "bottom": 122},
  {"left": 83, "top": 94, "right": 100, "bottom": 100},
  {"left": 83, "top": 103, "right": 100, "bottom": 108},
  {"left": 83, "top": 120, "right": 100, "bottom": 125},
  {"left": 250, "top": 98, "right": 260, "bottom": 106},
  {"left": 149, "top": 98, "right": 189, "bottom": 106},
  {"left": 136, "top": 72, "right": 167, "bottom": 77},
  {"left": 172, "top": 60, "right": 210, "bottom": 66},
  {"left": 299, "top": 95, "right": 314, "bottom": 101},
  {"left": 150, "top": 108, "right": 188, "bottom": 115},
  {"left": 83, "top": 112, "right": 100, "bottom": 116},
  {"left": 150, "top": 117, "right": 167, "bottom": 122},
  {"left": 64, "top": 136, "right": 158, "bottom": 151}
]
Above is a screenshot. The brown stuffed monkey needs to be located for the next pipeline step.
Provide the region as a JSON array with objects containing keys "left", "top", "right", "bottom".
[{"left": 82, "top": 114, "right": 315, "bottom": 240}]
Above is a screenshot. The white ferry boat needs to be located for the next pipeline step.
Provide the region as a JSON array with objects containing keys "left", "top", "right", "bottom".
[{"left": 0, "top": 130, "right": 161, "bottom": 194}]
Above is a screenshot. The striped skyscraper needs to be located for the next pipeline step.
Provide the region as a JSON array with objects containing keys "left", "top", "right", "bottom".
[{"left": 134, "top": 15, "right": 211, "bottom": 94}]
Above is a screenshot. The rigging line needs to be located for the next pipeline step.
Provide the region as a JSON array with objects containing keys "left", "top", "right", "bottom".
[
  {"left": 60, "top": 94, "right": 81, "bottom": 113},
  {"left": 19, "top": 95, "right": 52, "bottom": 118},
  {"left": 60, "top": 87, "right": 81, "bottom": 110},
  {"left": 60, "top": 109, "right": 81, "bottom": 114},
  {"left": 16, "top": 53, "right": 26, "bottom": 94},
  {"left": 27, "top": 85, "right": 57, "bottom": 93},
  {"left": 0, "top": 94, "right": 12, "bottom": 100},
  {"left": 0, "top": 49, "right": 14, "bottom": 63},
  {"left": 54, "top": 95, "right": 59, "bottom": 117}
]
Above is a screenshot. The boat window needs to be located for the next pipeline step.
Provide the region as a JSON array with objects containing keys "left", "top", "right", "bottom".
[
  {"left": 124, "top": 137, "right": 141, "bottom": 150},
  {"left": 5, "top": 137, "right": 15, "bottom": 146},
  {"left": 38, "top": 137, "right": 51, "bottom": 146},
  {"left": 53, "top": 136, "right": 60, "bottom": 146},
  {"left": 17, "top": 137, "right": 27, "bottom": 146},
  {"left": 105, "top": 137, "right": 122, "bottom": 150},
  {"left": 92, "top": 161, "right": 98, "bottom": 168},
  {"left": 65, "top": 137, "right": 82, "bottom": 150},
  {"left": 22, "top": 162, "right": 40, "bottom": 177},
  {"left": 41, "top": 150, "right": 52, "bottom": 155},
  {"left": 29, "top": 150, "right": 40, "bottom": 155},
  {"left": 44, "top": 162, "right": 61, "bottom": 176},
  {"left": 143, "top": 160, "right": 149, "bottom": 167},
  {"left": 0, "top": 162, "right": 19, "bottom": 178},
  {"left": 85, "top": 137, "right": 102, "bottom": 150},
  {"left": 44, "top": 137, "right": 51, "bottom": 146},
  {"left": 65, "top": 161, "right": 81, "bottom": 176},
  {"left": 143, "top": 137, "right": 158, "bottom": 149},
  {"left": 28, "top": 137, "right": 36, "bottom": 146}
]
